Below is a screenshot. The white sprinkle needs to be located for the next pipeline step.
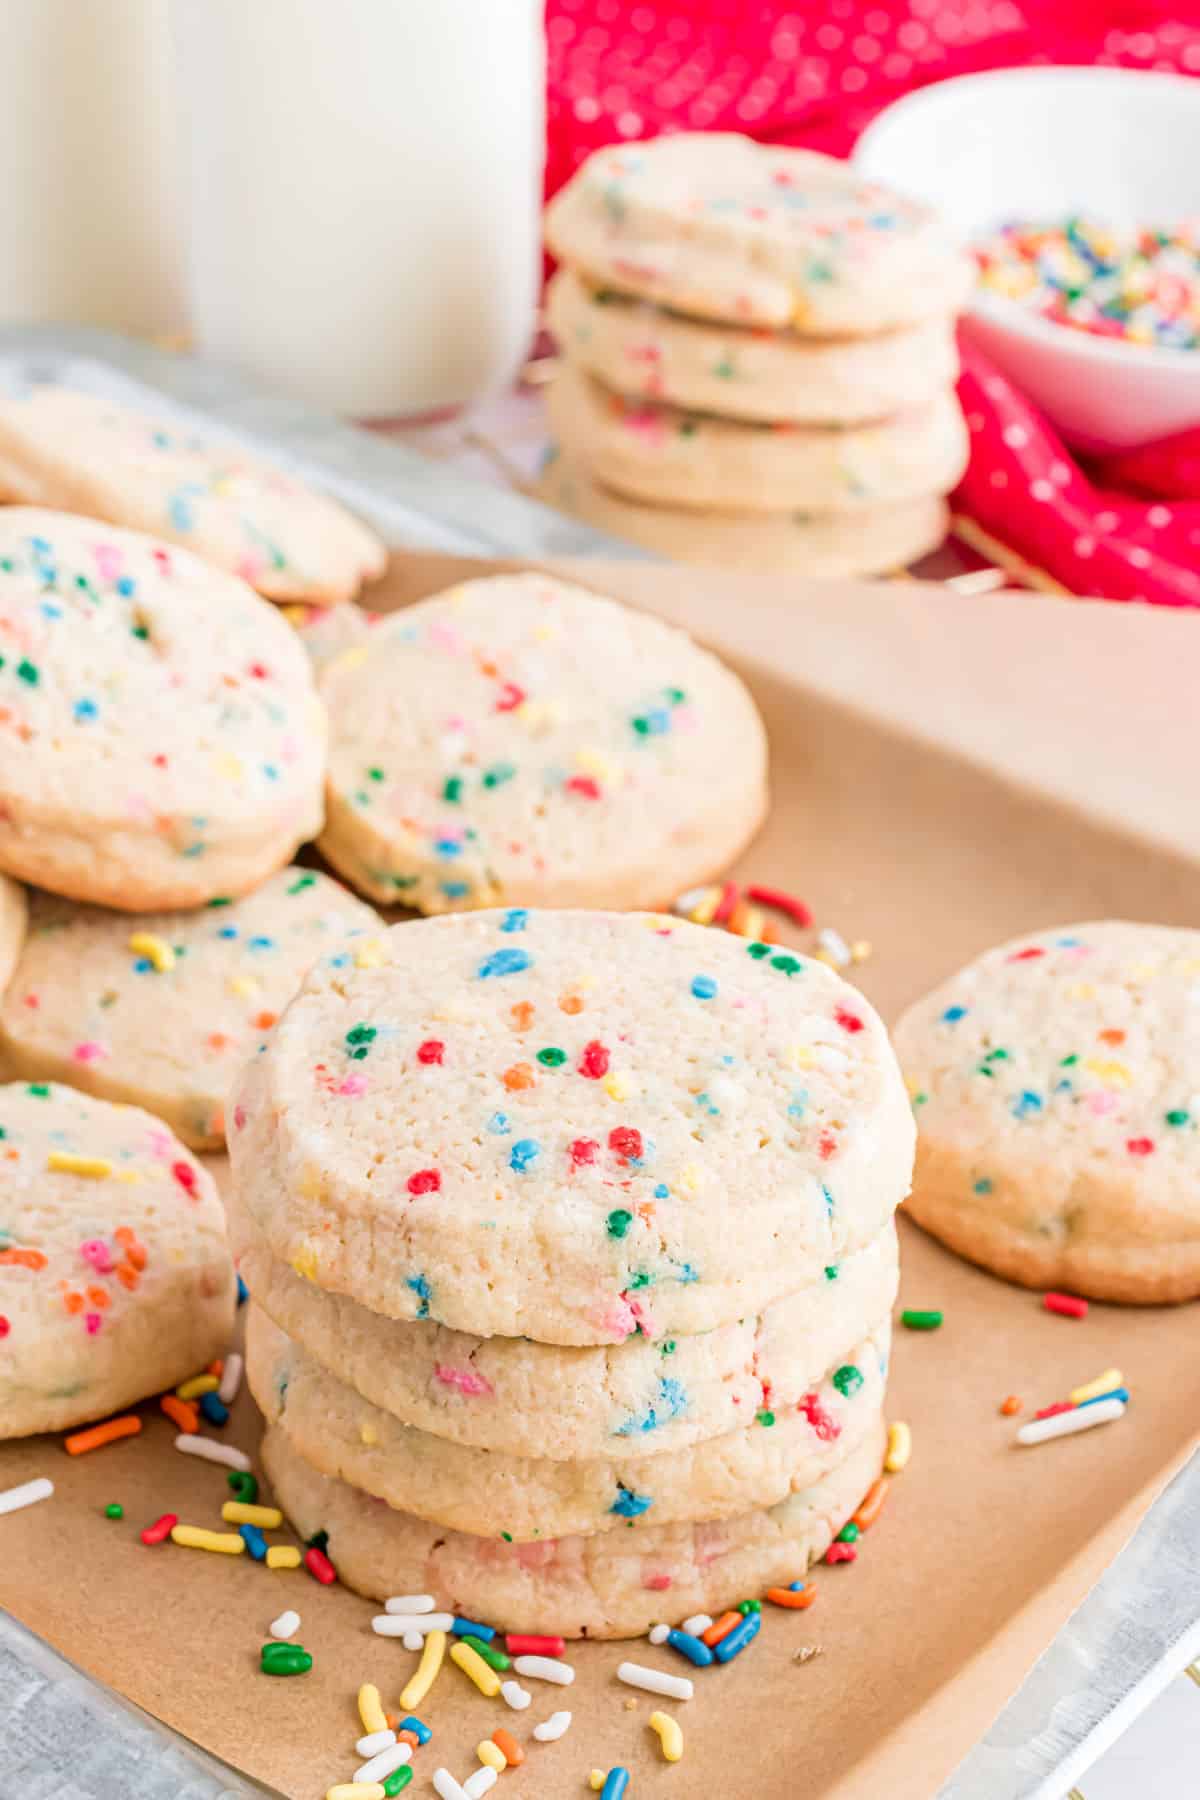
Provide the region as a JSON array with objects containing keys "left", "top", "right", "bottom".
[
  {"left": 385, "top": 1593, "right": 437, "bottom": 1614},
  {"left": 402, "top": 1630, "right": 425, "bottom": 1652},
  {"left": 174, "top": 1433, "right": 250, "bottom": 1472},
  {"left": 217, "top": 1351, "right": 244, "bottom": 1406},
  {"left": 681, "top": 1614, "right": 712, "bottom": 1636},
  {"left": 0, "top": 1477, "right": 53, "bottom": 1516},
  {"left": 672, "top": 886, "right": 709, "bottom": 916},
  {"left": 463, "top": 1770, "right": 498, "bottom": 1800},
  {"left": 617, "top": 1661, "right": 694, "bottom": 1701},
  {"left": 433, "top": 1771, "right": 470, "bottom": 1800},
  {"left": 355, "top": 1741, "right": 412, "bottom": 1782},
  {"left": 355, "top": 1729, "right": 396, "bottom": 1757},
  {"left": 512, "top": 1654, "right": 574, "bottom": 1686},
  {"left": 1017, "top": 1398, "right": 1127, "bottom": 1446},
  {"left": 648, "top": 1623, "right": 671, "bottom": 1645},
  {"left": 372, "top": 1611, "right": 454, "bottom": 1635},
  {"left": 268, "top": 1609, "right": 300, "bottom": 1641},
  {"left": 532, "top": 1710, "right": 573, "bottom": 1742},
  {"left": 500, "top": 1679, "right": 531, "bottom": 1711},
  {"left": 817, "top": 926, "right": 852, "bottom": 966}
]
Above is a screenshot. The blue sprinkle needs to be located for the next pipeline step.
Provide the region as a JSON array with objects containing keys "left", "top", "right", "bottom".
[
  {"left": 666, "top": 1628, "right": 714, "bottom": 1666},
  {"left": 600, "top": 1772, "right": 630, "bottom": 1800},
  {"left": 73, "top": 698, "right": 98, "bottom": 722},
  {"left": 941, "top": 1004, "right": 968, "bottom": 1023},
  {"left": 262, "top": 763, "right": 279, "bottom": 781},
  {"left": 486, "top": 1112, "right": 511, "bottom": 1135},
  {"left": 653, "top": 1182, "right": 669, "bottom": 1199},
  {"left": 822, "top": 1184, "right": 835, "bottom": 1217},
  {"left": 116, "top": 576, "right": 136, "bottom": 597},
  {"left": 398, "top": 1716, "right": 431, "bottom": 1746},
  {"left": 478, "top": 947, "right": 532, "bottom": 979},
  {"left": 167, "top": 493, "right": 194, "bottom": 532},
  {"left": 30, "top": 535, "right": 51, "bottom": 554},
  {"left": 239, "top": 1523, "right": 267, "bottom": 1561},
  {"left": 509, "top": 1138, "right": 540, "bottom": 1173},
  {"left": 1011, "top": 1090, "right": 1043, "bottom": 1119},
  {"left": 133, "top": 958, "right": 153, "bottom": 975},
  {"left": 973, "top": 1177, "right": 993, "bottom": 1195},
  {"left": 248, "top": 935, "right": 276, "bottom": 952},
  {"left": 452, "top": 1617, "right": 494, "bottom": 1641},
  {"left": 713, "top": 1609, "right": 761, "bottom": 1663},
  {"left": 615, "top": 1375, "right": 688, "bottom": 1437},
  {"left": 218, "top": 925, "right": 239, "bottom": 939},
  {"left": 40, "top": 600, "right": 63, "bottom": 619},
  {"left": 441, "top": 880, "right": 470, "bottom": 898},
  {"left": 236, "top": 1274, "right": 249, "bottom": 1306},
  {"left": 788, "top": 1087, "right": 809, "bottom": 1120},
  {"left": 434, "top": 838, "right": 463, "bottom": 859},
  {"left": 1079, "top": 1386, "right": 1129, "bottom": 1409},
  {"left": 691, "top": 974, "right": 718, "bottom": 1000},
  {"left": 499, "top": 908, "right": 528, "bottom": 933},
  {"left": 610, "top": 1486, "right": 652, "bottom": 1519},
  {"left": 199, "top": 1391, "right": 229, "bottom": 1427},
  {"left": 641, "top": 708, "right": 671, "bottom": 735},
  {"left": 675, "top": 1262, "right": 699, "bottom": 1285},
  {"left": 407, "top": 1273, "right": 431, "bottom": 1318}
]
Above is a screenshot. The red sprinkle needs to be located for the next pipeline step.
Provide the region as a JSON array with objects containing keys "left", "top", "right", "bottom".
[
  {"left": 565, "top": 775, "right": 601, "bottom": 800},
  {"left": 799, "top": 1392, "right": 842, "bottom": 1442},
  {"left": 1044, "top": 1292, "right": 1089, "bottom": 1319},
  {"left": 1007, "top": 947, "right": 1046, "bottom": 962},
  {"left": 0, "top": 1316, "right": 8, "bottom": 1339},
  {"left": 834, "top": 1007, "right": 865, "bottom": 1034},
  {"left": 825, "top": 1543, "right": 857, "bottom": 1565},
  {"left": 1126, "top": 1137, "right": 1155, "bottom": 1156},
  {"left": 577, "top": 1039, "right": 610, "bottom": 1080},
  {"left": 568, "top": 1137, "right": 599, "bottom": 1166},
  {"left": 506, "top": 1634, "right": 566, "bottom": 1657},
  {"left": 712, "top": 881, "right": 740, "bottom": 927},
  {"left": 495, "top": 682, "right": 526, "bottom": 713},
  {"left": 609, "top": 1126, "right": 643, "bottom": 1163},
  {"left": 171, "top": 1160, "right": 198, "bottom": 1196},
  {"left": 416, "top": 1039, "right": 445, "bottom": 1065},
  {"left": 407, "top": 1169, "right": 441, "bottom": 1196},
  {"left": 746, "top": 884, "right": 813, "bottom": 927},
  {"left": 304, "top": 1545, "right": 337, "bottom": 1585},
  {"left": 140, "top": 1512, "right": 178, "bottom": 1546},
  {"left": 1034, "top": 1400, "right": 1076, "bottom": 1420}
]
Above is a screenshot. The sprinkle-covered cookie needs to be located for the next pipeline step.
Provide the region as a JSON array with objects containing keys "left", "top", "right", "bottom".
[
  {"left": 0, "top": 509, "right": 326, "bottom": 909},
  {"left": 545, "top": 134, "right": 974, "bottom": 335},
  {"left": 249, "top": 1304, "right": 887, "bottom": 1539},
  {"left": 0, "top": 1082, "right": 235, "bottom": 1437},
  {"left": 263, "top": 1416, "right": 884, "bottom": 1636},
  {"left": 228, "top": 911, "right": 914, "bottom": 1344},
  {"left": 0, "top": 870, "right": 379, "bottom": 1149},
  {"left": 0, "top": 875, "right": 27, "bottom": 996},
  {"left": 235, "top": 1201, "right": 896, "bottom": 1460},
  {"left": 316, "top": 573, "right": 768, "bottom": 912},
  {"left": 547, "top": 365, "right": 969, "bottom": 516},
  {"left": 547, "top": 268, "right": 961, "bottom": 426},
  {"left": 895, "top": 921, "right": 1200, "bottom": 1303},
  {"left": 538, "top": 451, "right": 949, "bottom": 576},
  {"left": 0, "top": 387, "right": 386, "bottom": 604}
]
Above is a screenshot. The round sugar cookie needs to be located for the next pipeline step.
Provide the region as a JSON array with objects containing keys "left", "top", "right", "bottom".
[
  {"left": 545, "top": 133, "right": 975, "bottom": 335},
  {"left": 263, "top": 1416, "right": 884, "bottom": 1636},
  {"left": 235, "top": 1200, "right": 897, "bottom": 1460},
  {"left": 288, "top": 602, "right": 382, "bottom": 674},
  {"left": 0, "top": 509, "right": 326, "bottom": 909},
  {"left": 0, "top": 870, "right": 380, "bottom": 1150},
  {"left": 538, "top": 450, "right": 949, "bottom": 576},
  {"left": 546, "top": 365, "right": 969, "bottom": 516},
  {"left": 0, "top": 387, "right": 385, "bottom": 604},
  {"left": 0, "top": 1082, "right": 235, "bottom": 1437},
  {"left": 894, "top": 921, "right": 1200, "bottom": 1303},
  {"left": 0, "top": 876, "right": 27, "bottom": 995},
  {"left": 315, "top": 572, "right": 768, "bottom": 912},
  {"left": 248, "top": 1305, "right": 887, "bottom": 1540},
  {"left": 547, "top": 268, "right": 961, "bottom": 425},
  {"left": 228, "top": 909, "right": 915, "bottom": 1345}
]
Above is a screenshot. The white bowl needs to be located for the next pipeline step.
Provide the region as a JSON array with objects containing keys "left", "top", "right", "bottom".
[{"left": 854, "top": 67, "right": 1200, "bottom": 452}]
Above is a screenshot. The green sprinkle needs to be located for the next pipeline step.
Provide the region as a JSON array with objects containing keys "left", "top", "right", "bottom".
[
  {"left": 462, "top": 1634, "right": 510, "bottom": 1670},
  {"left": 227, "top": 1469, "right": 259, "bottom": 1504},
  {"left": 630, "top": 1269, "right": 654, "bottom": 1289},
  {"left": 442, "top": 775, "right": 464, "bottom": 804},
  {"left": 1166, "top": 1108, "right": 1191, "bottom": 1127},
  {"left": 482, "top": 762, "right": 516, "bottom": 789},
  {"left": 901, "top": 1309, "right": 943, "bottom": 1331},
  {"left": 27, "top": 1084, "right": 49, "bottom": 1098},
  {"left": 756, "top": 1409, "right": 775, "bottom": 1427},
  {"left": 501, "top": 1531, "right": 513, "bottom": 1543},
  {"left": 16, "top": 659, "right": 38, "bottom": 686},
  {"left": 260, "top": 1642, "right": 312, "bottom": 1676},
  {"left": 745, "top": 942, "right": 771, "bottom": 960},
  {"left": 131, "top": 624, "right": 149, "bottom": 640},
  {"left": 824, "top": 1265, "right": 839, "bottom": 1281},
  {"left": 206, "top": 896, "right": 233, "bottom": 907},
  {"left": 665, "top": 687, "right": 687, "bottom": 704},
  {"left": 660, "top": 1339, "right": 676, "bottom": 1356},
  {"left": 345, "top": 1023, "right": 377, "bottom": 1060},
  {"left": 632, "top": 716, "right": 652, "bottom": 736},
  {"left": 912, "top": 1090, "right": 928, "bottom": 1106},
  {"left": 367, "top": 766, "right": 385, "bottom": 782},
  {"left": 383, "top": 1767, "right": 414, "bottom": 1796},
  {"left": 770, "top": 954, "right": 802, "bottom": 976},
  {"left": 836, "top": 1521, "right": 860, "bottom": 1543},
  {"left": 286, "top": 874, "right": 316, "bottom": 895},
  {"left": 606, "top": 1209, "right": 633, "bottom": 1239},
  {"left": 536, "top": 1047, "right": 567, "bottom": 1067},
  {"left": 984, "top": 1048, "right": 1010, "bottom": 1062},
  {"left": 1059, "top": 1053, "right": 1079, "bottom": 1066},
  {"left": 104, "top": 1502, "right": 123, "bottom": 1520},
  {"left": 832, "top": 1364, "right": 863, "bottom": 1397},
  {"left": 738, "top": 1599, "right": 762, "bottom": 1614}
]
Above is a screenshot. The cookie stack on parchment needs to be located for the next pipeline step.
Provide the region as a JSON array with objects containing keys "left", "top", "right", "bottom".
[
  {"left": 231, "top": 908, "right": 914, "bottom": 1637},
  {"left": 541, "top": 133, "right": 974, "bottom": 578}
]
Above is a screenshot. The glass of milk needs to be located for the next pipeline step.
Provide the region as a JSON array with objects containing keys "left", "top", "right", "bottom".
[{"left": 172, "top": 0, "right": 545, "bottom": 417}]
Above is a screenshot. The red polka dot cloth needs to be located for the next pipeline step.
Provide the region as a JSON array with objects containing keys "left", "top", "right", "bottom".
[{"left": 546, "top": 1, "right": 1200, "bottom": 603}]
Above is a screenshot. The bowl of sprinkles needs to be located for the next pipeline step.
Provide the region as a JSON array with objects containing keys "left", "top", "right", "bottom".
[{"left": 855, "top": 66, "right": 1200, "bottom": 450}]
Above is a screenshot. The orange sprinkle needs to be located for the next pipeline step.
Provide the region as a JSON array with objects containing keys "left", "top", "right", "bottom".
[
  {"left": 726, "top": 899, "right": 750, "bottom": 936},
  {"left": 0, "top": 1246, "right": 47, "bottom": 1270},
  {"left": 1000, "top": 1395, "right": 1023, "bottom": 1417},
  {"left": 1098, "top": 1028, "right": 1126, "bottom": 1045},
  {"left": 503, "top": 1062, "right": 536, "bottom": 1091},
  {"left": 491, "top": 1728, "right": 524, "bottom": 1767},
  {"left": 384, "top": 1714, "right": 398, "bottom": 1733},
  {"left": 253, "top": 1011, "right": 278, "bottom": 1030},
  {"left": 116, "top": 1264, "right": 140, "bottom": 1291},
  {"left": 558, "top": 992, "right": 585, "bottom": 1015},
  {"left": 701, "top": 1610, "right": 742, "bottom": 1647},
  {"left": 396, "top": 1730, "right": 419, "bottom": 1749},
  {"left": 114, "top": 1229, "right": 147, "bottom": 1268},
  {"left": 161, "top": 1394, "right": 199, "bottom": 1433},
  {"left": 65, "top": 1414, "right": 141, "bottom": 1455},
  {"left": 759, "top": 920, "right": 780, "bottom": 945},
  {"left": 207, "top": 1032, "right": 233, "bottom": 1051},
  {"left": 85, "top": 1287, "right": 111, "bottom": 1310},
  {"left": 509, "top": 1001, "right": 535, "bottom": 1031},
  {"left": 851, "top": 1477, "right": 891, "bottom": 1531},
  {"left": 765, "top": 1586, "right": 818, "bottom": 1610},
  {"left": 207, "top": 1359, "right": 224, "bottom": 1378},
  {"left": 63, "top": 1290, "right": 85, "bottom": 1315}
]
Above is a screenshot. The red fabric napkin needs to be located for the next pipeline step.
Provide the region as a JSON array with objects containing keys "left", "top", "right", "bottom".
[{"left": 545, "top": 1, "right": 1200, "bottom": 602}]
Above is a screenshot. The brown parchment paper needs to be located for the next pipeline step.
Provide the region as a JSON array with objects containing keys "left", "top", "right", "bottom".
[{"left": 3, "top": 554, "right": 1199, "bottom": 1800}]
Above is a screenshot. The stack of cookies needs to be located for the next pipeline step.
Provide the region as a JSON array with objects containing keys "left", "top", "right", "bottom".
[
  {"left": 542, "top": 133, "right": 974, "bottom": 578},
  {"left": 231, "top": 908, "right": 915, "bottom": 1637}
]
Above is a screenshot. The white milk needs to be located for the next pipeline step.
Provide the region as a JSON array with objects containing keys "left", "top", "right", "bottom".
[{"left": 173, "top": 0, "right": 545, "bottom": 416}]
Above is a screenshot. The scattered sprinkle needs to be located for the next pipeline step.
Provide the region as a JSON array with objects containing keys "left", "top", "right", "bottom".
[
  {"left": 0, "top": 1476, "right": 54, "bottom": 1516},
  {"left": 1044, "top": 1292, "right": 1089, "bottom": 1320}
]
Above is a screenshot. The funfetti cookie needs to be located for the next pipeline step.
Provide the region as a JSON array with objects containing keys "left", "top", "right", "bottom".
[
  {"left": 316, "top": 573, "right": 768, "bottom": 912},
  {"left": 545, "top": 134, "right": 975, "bottom": 335},
  {"left": 0, "top": 875, "right": 27, "bottom": 995},
  {"left": 262, "top": 1415, "right": 884, "bottom": 1636},
  {"left": 0, "top": 510, "right": 326, "bottom": 910},
  {"left": 0, "top": 1082, "right": 235, "bottom": 1438},
  {"left": 235, "top": 1203, "right": 897, "bottom": 1461},
  {"left": 547, "top": 268, "right": 961, "bottom": 426},
  {"left": 228, "top": 910, "right": 915, "bottom": 1345},
  {"left": 0, "top": 387, "right": 386, "bottom": 604},
  {"left": 0, "top": 870, "right": 380, "bottom": 1149},
  {"left": 538, "top": 451, "right": 949, "bottom": 577},
  {"left": 894, "top": 921, "right": 1200, "bottom": 1304},
  {"left": 546, "top": 365, "right": 968, "bottom": 517}
]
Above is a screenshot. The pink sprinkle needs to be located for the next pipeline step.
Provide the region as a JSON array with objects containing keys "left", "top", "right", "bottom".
[
  {"left": 232, "top": 1105, "right": 247, "bottom": 1132},
  {"left": 338, "top": 1073, "right": 368, "bottom": 1096},
  {"left": 643, "top": 1573, "right": 673, "bottom": 1591},
  {"left": 235, "top": 554, "right": 264, "bottom": 583},
  {"left": 623, "top": 1292, "right": 658, "bottom": 1338},
  {"left": 596, "top": 1295, "right": 639, "bottom": 1339},
  {"left": 1086, "top": 1091, "right": 1118, "bottom": 1116},
  {"left": 84, "top": 1312, "right": 103, "bottom": 1335},
  {"left": 428, "top": 621, "right": 468, "bottom": 656},
  {"left": 72, "top": 1041, "right": 106, "bottom": 1064},
  {"left": 79, "top": 1239, "right": 114, "bottom": 1274},
  {"left": 434, "top": 1364, "right": 495, "bottom": 1399},
  {"left": 93, "top": 543, "right": 124, "bottom": 581}
]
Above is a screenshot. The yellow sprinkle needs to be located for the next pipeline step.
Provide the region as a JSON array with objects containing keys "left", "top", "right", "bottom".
[
  {"left": 113, "top": 1169, "right": 142, "bottom": 1183},
  {"left": 812, "top": 949, "right": 837, "bottom": 967},
  {"left": 1065, "top": 982, "right": 1095, "bottom": 1001},
  {"left": 905, "top": 1076, "right": 926, "bottom": 1101},
  {"left": 360, "top": 1421, "right": 379, "bottom": 1447},
  {"left": 128, "top": 932, "right": 175, "bottom": 973},
  {"left": 736, "top": 904, "right": 764, "bottom": 940},
  {"left": 450, "top": 1638, "right": 501, "bottom": 1697},
  {"left": 353, "top": 938, "right": 388, "bottom": 969},
  {"left": 401, "top": 1628, "right": 446, "bottom": 1710},
  {"left": 221, "top": 1501, "right": 283, "bottom": 1529},
  {"left": 590, "top": 1774, "right": 605, "bottom": 1792},
  {"left": 266, "top": 1545, "right": 301, "bottom": 1569},
  {"left": 281, "top": 604, "right": 310, "bottom": 627},
  {"left": 214, "top": 752, "right": 244, "bottom": 780},
  {"left": 603, "top": 1071, "right": 635, "bottom": 1102},
  {"left": 46, "top": 1153, "right": 113, "bottom": 1179},
  {"left": 786, "top": 1045, "right": 816, "bottom": 1070},
  {"left": 176, "top": 1374, "right": 220, "bottom": 1400},
  {"left": 170, "top": 1525, "right": 245, "bottom": 1555},
  {"left": 574, "top": 745, "right": 618, "bottom": 784},
  {"left": 679, "top": 1163, "right": 700, "bottom": 1193},
  {"left": 1083, "top": 1058, "right": 1131, "bottom": 1088},
  {"left": 228, "top": 974, "right": 260, "bottom": 998},
  {"left": 476, "top": 1742, "right": 507, "bottom": 1773},
  {"left": 327, "top": 645, "right": 369, "bottom": 677},
  {"left": 1069, "top": 1368, "right": 1124, "bottom": 1406},
  {"left": 357, "top": 1681, "right": 388, "bottom": 1735},
  {"left": 850, "top": 940, "right": 873, "bottom": 964},
  {"left": 687, "top": 886, "right": 721, "bottom": 926},
  {"left": 649, "top": 1711, "right": 684, "bottom": 1763},
  {"left": 291, "top": 1245, "right": 319, "bottom": 1281},
  {"left": 885, "top": 1420, "right": 912, "bottom": 1473}
]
